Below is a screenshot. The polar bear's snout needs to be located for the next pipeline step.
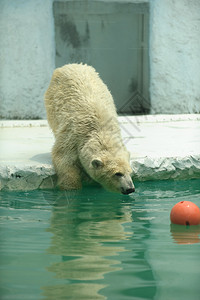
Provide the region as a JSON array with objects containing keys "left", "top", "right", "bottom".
[{"left": 119, "top": 174, "right": 135, "bottom": 195}]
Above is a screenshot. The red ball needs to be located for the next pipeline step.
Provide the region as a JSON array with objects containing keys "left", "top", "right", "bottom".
[{"left": 170, "top": 201, "right": 200, "bottom": 226}]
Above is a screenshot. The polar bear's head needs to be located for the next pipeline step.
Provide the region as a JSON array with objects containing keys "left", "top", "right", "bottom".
[{"left": 85, "top": 154, "right": 135, "bottom": 195}]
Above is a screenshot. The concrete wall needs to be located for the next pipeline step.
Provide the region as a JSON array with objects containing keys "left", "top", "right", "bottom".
[
  {"left": 0, "top": 0, "right": 200, "bottom": 119},
  {"left": 150, "top": 0, "right": 200, "bottom": 114},
  {"left": 0, "top": 0, "right": 55, "bottom": 119}
]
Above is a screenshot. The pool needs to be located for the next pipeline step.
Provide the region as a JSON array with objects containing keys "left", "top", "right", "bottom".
[{"left": 0, "top": 179, "right": 200, "bottom": 300}]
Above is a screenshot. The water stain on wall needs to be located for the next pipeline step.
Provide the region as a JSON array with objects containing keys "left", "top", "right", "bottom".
[{"left": 58, "top": 15, "right": 90, "bottom": 49}]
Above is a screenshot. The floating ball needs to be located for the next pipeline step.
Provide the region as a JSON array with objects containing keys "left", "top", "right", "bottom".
[{"left": 170, "top": 201, "right": 200, "bottom": 226}]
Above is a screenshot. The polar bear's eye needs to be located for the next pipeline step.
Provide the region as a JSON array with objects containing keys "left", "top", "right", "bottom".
[{"left": 115, "top": 172, "right": 123, "bottom": 177}]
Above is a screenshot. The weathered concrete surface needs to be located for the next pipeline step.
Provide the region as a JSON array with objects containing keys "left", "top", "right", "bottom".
[
  {"left": 1, "top": 0, "right": 200, "bottom": 118},
  {"left": 0, "top": 0, "right": 55, "bottom": 119},
  {"left": 0, "top": 115, "right": 200, "bottom": 191},
  {"left": 150, "top": 0, "right": 200, "bottom": 113}
]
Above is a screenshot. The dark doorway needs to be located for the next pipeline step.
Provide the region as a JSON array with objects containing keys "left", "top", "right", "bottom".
[{"left": 53, "top": 1, "right": 150, "bottom": 114}]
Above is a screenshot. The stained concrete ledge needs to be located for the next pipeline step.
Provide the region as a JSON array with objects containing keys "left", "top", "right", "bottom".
[{"left": 0, "top": 114, "right": 200, "bottom": 191}]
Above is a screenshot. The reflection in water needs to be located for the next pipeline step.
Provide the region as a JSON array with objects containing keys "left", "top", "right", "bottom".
[
  {"left": 170, "top": 224, "right": 200, "bottom": 244},
  {"left": 42, "top": 283, "right": 106, "bottom": 300},
  {"left": 1, "top": 180, "right": 200, "bottom": 299},
  {"left": 42, "top": 188, "right": 133, "bottom": 299}
]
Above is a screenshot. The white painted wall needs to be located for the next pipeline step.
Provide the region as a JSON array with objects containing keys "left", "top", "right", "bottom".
[
  {"left": 0, "top": 0, "right": 199, "bottom": 119},
  {"left": 0, "top": 0, "right": 55, "bottom": 119},
  {"left": 150, "top": 0, "right": 200, "bottom": 113}
]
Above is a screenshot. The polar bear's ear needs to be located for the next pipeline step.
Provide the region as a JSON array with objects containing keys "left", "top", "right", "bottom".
[{"left": 91, "top": 158, "right": 104, "bottom": 169}]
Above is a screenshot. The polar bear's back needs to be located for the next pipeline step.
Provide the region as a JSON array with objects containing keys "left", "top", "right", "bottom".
[{"left": 45, "top": 64, "right": 118, "bottom": 135}]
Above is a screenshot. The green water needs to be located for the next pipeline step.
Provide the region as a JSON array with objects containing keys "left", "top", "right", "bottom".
[{"left": 0, "top": 179, "right": 200, "bottom": 300}]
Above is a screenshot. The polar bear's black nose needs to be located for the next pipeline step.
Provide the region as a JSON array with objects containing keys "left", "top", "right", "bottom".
[
  {"left": 126, "top": 188, "right": 135, "bottom": 194},
  {"left": 122, "top": 187, "right": 135, "bottom": 195}
]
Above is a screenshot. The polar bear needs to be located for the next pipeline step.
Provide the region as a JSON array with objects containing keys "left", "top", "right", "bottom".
[{"left": 45, "top": 64, "right": 135, "bottom": 194}]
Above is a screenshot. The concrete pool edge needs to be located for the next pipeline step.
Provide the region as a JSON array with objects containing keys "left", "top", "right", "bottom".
[
  {"left": 1, "top": 114, "right": 200, "bottom": 127},
  {"left": 1, "top": 155, "right": 200, "bottom": 191},
  {"left": 0, "top": 114, "right": 200, "bottom": 191}
]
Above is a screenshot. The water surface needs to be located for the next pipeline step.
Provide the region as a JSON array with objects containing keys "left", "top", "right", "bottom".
[{"left": 0, "top": 179, "right": 200, "bottom": 300}]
